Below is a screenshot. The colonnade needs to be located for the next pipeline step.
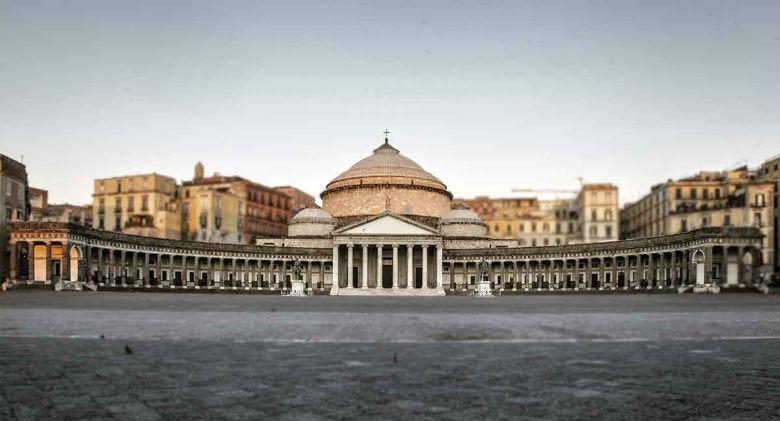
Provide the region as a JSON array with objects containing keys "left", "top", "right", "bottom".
[{"left": 332, "top": 242, "right": 443, "bottom": 291}]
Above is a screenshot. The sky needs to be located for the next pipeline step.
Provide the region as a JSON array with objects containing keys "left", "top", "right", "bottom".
[{"left": 1, "top": 0, "right": 778, "bottom": 206}]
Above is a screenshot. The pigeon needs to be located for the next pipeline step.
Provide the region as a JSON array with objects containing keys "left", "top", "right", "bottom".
[
  {"left": 99, "top": 334, "right": 105, "bottom": 340},
  {"left": 125, "top": 345, "right": 133, "bottom": 355}
]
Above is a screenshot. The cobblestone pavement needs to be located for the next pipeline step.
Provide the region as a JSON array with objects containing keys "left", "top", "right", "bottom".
[{"left": 1, "top": 291, "right": 780, "bottom": 420}]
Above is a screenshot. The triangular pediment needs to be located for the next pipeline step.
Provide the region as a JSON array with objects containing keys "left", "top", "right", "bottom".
[{"left": 336, "top": 212, "right": 439, "bottom": 236}]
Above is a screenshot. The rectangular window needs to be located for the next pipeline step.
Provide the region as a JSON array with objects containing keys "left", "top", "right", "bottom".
[
  {"left": 724, "top": 215, "right": 731, "bottom": 226},
  {"left": 702, "top": 189, "right": 709, "bottom": 199},
  {"left": 127, "top": 196, "right": 135, "bottom": 212},
  {"left": 675, "top": 188, "right": 682, "bottom": 200},
  {"left": 715, "top": 189, "right": 721, "bottom": 199},
  {"left": 5, "top": 181, "right": 11, "bottom": 196},
  {"left": 141, "top": 195, "right": 149, "bottom": 211},
  {"left": 5, "top": 207, "right": 11, "bottom": 219},
  {"left": 690, "top": 189, "right": 697, "bottom": 199}
]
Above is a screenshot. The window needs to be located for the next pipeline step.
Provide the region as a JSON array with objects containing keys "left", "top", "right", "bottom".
[
  {"left": 5, "top": 207, "right": 11, "bottom": 219},
  {"left": 117, "top": 182, "right": 122, "bottom": 193},
  {"left": 724, "top": 215, "right": 731, "bottom": 226},
  {"left": 115, "top": 197, "right": 121, "bottom": 212},
  {"left": 555, "top": 223, "right": 561, "bottom": 234},
  {"left": 127, "top": 196, "right": 135, "bottom": 212},
  {"left": 605, "top": 210, "right": 613, "bottom": 221},
  {"left": 543, "top": 238, "right": 549, "bottom": 246},
  {"left": 701, "top": 216, "right": 708, "bottom": 227},
  {"left": 115, "top": 217, "right": 121, "bottom": 230},
  {"left": 531, "top": 222, "right": 537, "bottom": 232},
  {"left": 98, "top": 217, "right": 104, "bottom": 229},
  {"left": 506, "top": 224, "right": 512, "bottom": 235},
  {"left": 606, "top": 226, "right": 613, "bottom": 237},
  {"left": 756, "top": 193, "right": 765, "bottom": 207},
  {"left": 715, "top": 189, "right": 721, "bottom": 199},
  {"left": 5, "top": 181, "right": 10, "bottom": 196},
  {"left": 675, "top": 188, "right": 682, "bottom": 200},
  {"left": 755, "top": 212, "right": 762, "bottom": 227},
  {"left": 543, "top": 223, "right": 549, "bottom": 232},
  {"left": 690, "top": 189, "right": 697, "bottom": 199},
  {"left": 589, "top": 226, "right": 597, "bottom": 237},
  {"left": 680, "top": 219, "right": 687, "bottom": 232},
  {"left": 141, "top": 195, "right": 149, "bottom": 211},
  {"left": 99, "top": 183, "right": 105, "bottom": 194},
  {"left": 702, "top": 189, "right": 709, "bottom": 199},
  {"left": 591, "top": 210, "right": 597, "bottom": 221}
]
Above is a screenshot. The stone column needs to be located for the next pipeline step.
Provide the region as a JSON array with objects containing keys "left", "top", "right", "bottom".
[
  {"left": 611, "top": 257, "right": 618, "bottom": 290},
  {"left": 392, "top": 244, "right": 399, "bottom": 289},
  {"left": 108, "top": 249, "right": 115, "bottom": 285},
  {"left": 376, "top": 244, "right": 383, "bottom": 289},
  {"left": 435, "top": 245, "right": 442, "bottom": 290},
  {"left": 194, "top": 255, "right": 201, "bottom": 286},
  {"left": 155, "top": 253, "right": 162, "bottom": 285},
  {"left": 421, "top": 245, "right": 429, "bottom": 290},
  {"left": 83, "top": 246, "right": 92, "bottom": 284},
  {"left": 142, "top": 253, "right": 149, "bottom": 286},
  {"left": 704, "top": 246, "right": 714, "bottom": 284},
  {"left": 636, "top": 254, "right": 645, "bottom": 289},
  {"left": 306, "top": 260, "right": 312, "bottom": 290},
  {"left": 28, "top": 243, "right": 36, "bottom": 283},
  {"left": 598, "top": 257, "right": 605, "bottom": 289},
  {"left": 61, "top": 243, "right": 70, "bottom": 282},
  {"left": 8, "top": 241, "right": 17, "bottom": 282},
  {"left": 347, "top": 245, "right": 354, "bottom": 289},
  {"left": 407, "top": 245, "right": 414, "bottom": 289},
  {"left": 647, "top": 254, "right": 655, "bottom": 289},
  {"left": 332, "top": 246, "right": 339, "bottom": 290},
  {"left": 572, "top": 259, "right": 579, "bottom": 290},
  {"left": 362, "top": 244, "right": 369, "bottom": 289},
  {"left": 45, "top": 242, "right": 52, "bottom": 283}
]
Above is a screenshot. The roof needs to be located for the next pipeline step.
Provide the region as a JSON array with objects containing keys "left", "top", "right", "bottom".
[{"left": 327, "top": 140, "right": 445, "bottom": 187}]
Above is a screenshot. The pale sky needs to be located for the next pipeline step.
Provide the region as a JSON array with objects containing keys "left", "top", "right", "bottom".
[{"left": 1, "top": 0, "right": 778, "bottom": 206}]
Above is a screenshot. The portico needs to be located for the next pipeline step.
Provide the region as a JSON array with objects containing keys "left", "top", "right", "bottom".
[{"left": 329, "top": 212, "right": 445, "bottom": 295}]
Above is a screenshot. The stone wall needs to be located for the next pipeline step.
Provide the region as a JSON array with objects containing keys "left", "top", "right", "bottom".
[{"left": 322, "top": 185, "right": 451, "bottom": 219}]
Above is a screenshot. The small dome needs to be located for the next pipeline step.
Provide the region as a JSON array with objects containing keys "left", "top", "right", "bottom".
[
  {"left": 288, "top": 205, "right": 335, "bottom": 237},
  {"left": 440, "top": 204, "right": 487, "bottom": 238},
  {"left": 290, "top": 205, "right": 334, "bottom": 224}
]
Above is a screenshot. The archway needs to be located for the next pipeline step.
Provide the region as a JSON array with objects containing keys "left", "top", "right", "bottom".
[
  {"left": 692, "top": 249, "right": 706, "bottom": 285},
  {"left": 742, "top": 251, "right": 755, "bottom": 285},
  {"left": 69, "top": 246, "right": 81, "bottom": 282},
  {"left": 33, "top": 244, "right": 47, "bottom": 282}
]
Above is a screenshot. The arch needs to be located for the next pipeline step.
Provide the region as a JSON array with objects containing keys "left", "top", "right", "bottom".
[
  {"left": 691, "top": 249, "right": 706, "bottom": 285},
  {"left": 33, "top": 244, "right": 47, "bottom": 282},
  {"left": 15, "top": 242, "right": 30, "bottom": 280},
  {"left": 69, "top": 245, "right": 82, "bottom": 282}
]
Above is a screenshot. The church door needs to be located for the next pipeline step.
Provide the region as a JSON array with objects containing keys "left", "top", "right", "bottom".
[{"left": 382, "top": 265, "right": 392, "bottom": 288}]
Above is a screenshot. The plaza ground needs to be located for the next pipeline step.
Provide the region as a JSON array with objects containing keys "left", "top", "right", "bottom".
[{"left": 1, "top": 291, "right": 779, "bottom": 420}]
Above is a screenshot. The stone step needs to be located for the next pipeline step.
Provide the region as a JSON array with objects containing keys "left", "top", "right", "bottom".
[{"left": 332, "top": 288, "right": 445, "bottom": 296}]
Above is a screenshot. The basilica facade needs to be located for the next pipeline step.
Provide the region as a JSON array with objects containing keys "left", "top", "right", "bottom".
[{"left": 6, "top": 138, "right": 767, "bottom": 295}]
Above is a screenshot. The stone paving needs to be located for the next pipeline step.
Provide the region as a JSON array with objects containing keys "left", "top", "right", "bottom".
[{"left": 1, "top": 291, "right": 780, "bottom": 420}]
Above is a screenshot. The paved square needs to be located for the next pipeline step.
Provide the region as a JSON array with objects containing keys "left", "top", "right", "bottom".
[{"left": 1, "top": 291, "right": 780, "bottom": 420}]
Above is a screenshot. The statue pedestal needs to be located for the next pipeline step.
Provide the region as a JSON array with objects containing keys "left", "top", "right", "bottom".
[
  {"left": 474, "top": 278, "right": 493, "bottom": 297},
  {"left": 287, "top": 279, "right": 307, "bottom": 296}
]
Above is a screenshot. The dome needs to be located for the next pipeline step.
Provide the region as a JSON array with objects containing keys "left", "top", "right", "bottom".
[
  {"left": 288, "top": 205, "right": 335, "bottom": 237},
  {"left": 440, "top": 204, "right": 487, "bottom": 238},
  {"left": 327, "top": 141, "right": 445, "bottom": 188},
  {"left": 321, "top": 137, "right": 452, "bottom": 220}
]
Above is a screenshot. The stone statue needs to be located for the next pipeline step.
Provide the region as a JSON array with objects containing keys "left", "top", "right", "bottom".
[
  {"left": 292, "top": 259, "right": 303, "bottom": 280},
  {"left": 478, "top": 259, "right": 489, "bottom": 279}
]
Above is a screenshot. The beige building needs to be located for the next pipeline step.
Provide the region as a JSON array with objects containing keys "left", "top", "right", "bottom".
[
  {"left": 34, "top": 203, "right": 92, "bottom": 226},
  {"left": 620, "top": 166, "right": 774, "bottom": 272},
  {"left": 758, "top": 155, "right": 780, "bottom": 271},
  {"left": 457, "top": 184, "right": 618, "bottom": 246},
  {"left": 184, "top": 163, "right": 293, "bottom": 242},
  {"left": 578, "top": 184, "right": 620, "bottom": 243},
  {"left": 92, "top": 173, "right": 181, "bottom": 240},
  {"left": 180, "top": 184, "right": 244, "bottom": 244}
]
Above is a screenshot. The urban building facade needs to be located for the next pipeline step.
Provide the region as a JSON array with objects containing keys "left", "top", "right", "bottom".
[
  {"left": 91, "top": 174, "right": 181, "bottom": 240},
  {"left": 758, "top": 155, "right": 780, "bottom": 271},
  {"left": 456, "top": 184, "right": 618, "bottom": 246},
  {"left": 184, "top": 162, "right": 293, "bottom": 242},
  {"left": 29, "top": 187, "right": 48, "bottom": 220},
  {"left": 180, "top": 184, "right": 244, "bottom": 244},
  {"left": 33, "top": 204, "right": 92, "bottom": 226},
  {"left": 275, "top": 186, "right": 315, "bottom": 213},
  {"left": 9, "top": 138, "right": 766, "bottom": 294},
  {"left": 620, "top": 166, "right": 775, "bottom": 274},
  {"left": 1, "top": 154, "right": 29, "bottom": 281}
]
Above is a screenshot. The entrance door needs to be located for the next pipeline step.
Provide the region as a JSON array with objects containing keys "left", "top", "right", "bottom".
[
  {"left": 352, "top": 267, "right": 359, "bottom": 288},
  {"left": 726, "top": 263, "right": 738, "bottom": 286},
  {"left": 33, "top": 244, "right": 47, "bottom": 281},
  {"left": 415, "top": 267, "right": 423, "bottom": 288},
  {"left": 696, "top": 263, "right": 705, "bottom": 285},
  {"left": 69, "top": 247, "right": 79, "bottom": 281},
  {"left": 382, "top": 265, "right": 392, "bottom": 288}
]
